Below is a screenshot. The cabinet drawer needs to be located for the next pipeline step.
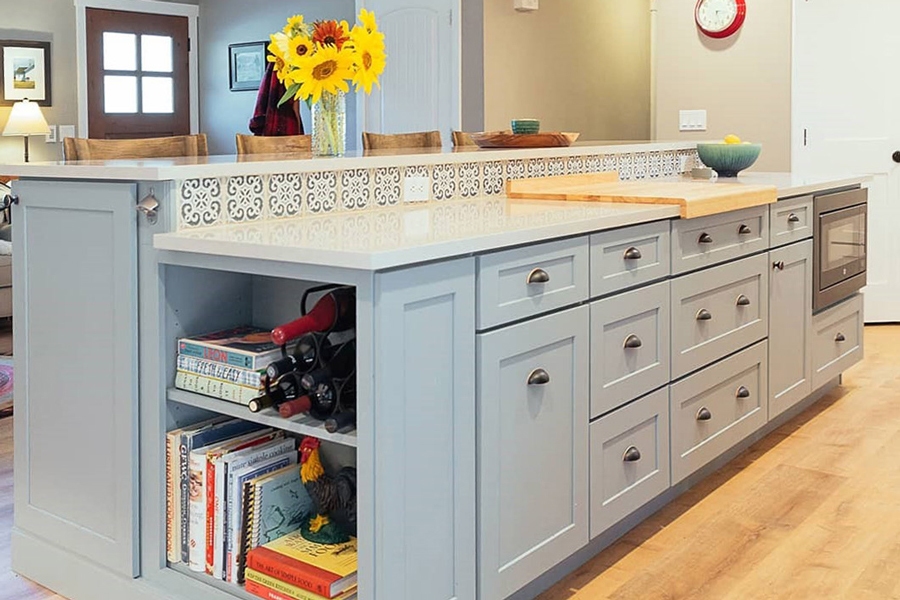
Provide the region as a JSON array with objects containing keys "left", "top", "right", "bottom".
[
  {"left": 590, "top": 220, "right": 670, "bottom": 297},
  {"left": 812, "top": 294, "right": 864, "bottom": 389},
  {"left": 671, "top": 253, "right": 768, "bottom": 379},
  {"left": 477, "top": 237, "right": 589, "bottom": 329},
  {"left": 672, "top": 206, "right": 769, "bottom": 274},
  {"left": 590, "top": 280, "right": 670, "bottom": 417},
  {"left": 477, "top": 306, "right": 589, "bottom": 600},
  {"left": 589, "top": 387, "right": 670, "bottom": 538},
  {"left": 770, "top": 196, "right": 813, "bottom": 248},
  {"left": 671, "top": 341, "right": 768, "bottom": 484}
]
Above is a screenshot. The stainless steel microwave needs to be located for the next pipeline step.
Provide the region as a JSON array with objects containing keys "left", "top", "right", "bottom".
[{"left": 813, "top": 187, "right": 867, "bottom": 312}]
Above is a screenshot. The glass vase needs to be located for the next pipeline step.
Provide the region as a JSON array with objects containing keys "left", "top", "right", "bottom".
[{"left": 311, "top": 91, "right": 347, "bottom": 157}]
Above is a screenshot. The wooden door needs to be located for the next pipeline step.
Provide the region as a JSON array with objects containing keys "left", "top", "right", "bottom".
[
  {"left": 477, "top": 306, "right": 589, "bottom": 600},
  {"left": 12, "top": 179, "right": 139, "bottom": 577},
  {"left": 769, "top": 240, "right": 813, "bottom": 420},
  {"left": 86, "top": 8, "right": 189, "bottom": 139},
  {"left": 793, "top": 0, "right": 900, "bottom": 322}
]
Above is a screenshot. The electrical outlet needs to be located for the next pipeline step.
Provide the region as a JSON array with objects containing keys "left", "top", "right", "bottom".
[
  {"left": 45, "top": 125, "right": 58, "bottom": 143},
  {"left": 514, "top": 0, "right": 539, "bottom": 11},
  {"left": 679, "top": 110, "right": 707, "bottom": 132},
  {"left": 58, "top": 125, "right": 76, "bottom": 140},
  {"left": 403, "top": 176, "right": 430, "bottom": 202}
]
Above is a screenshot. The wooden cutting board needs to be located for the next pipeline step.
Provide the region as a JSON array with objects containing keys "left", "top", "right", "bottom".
[{"left": 506, "top": 172, "right": 778, "bottom": 219}]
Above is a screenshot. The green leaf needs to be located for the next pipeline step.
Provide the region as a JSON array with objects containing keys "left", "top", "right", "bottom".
[{"left": 277, "top": 83, "right": 300, "bottom": 107}]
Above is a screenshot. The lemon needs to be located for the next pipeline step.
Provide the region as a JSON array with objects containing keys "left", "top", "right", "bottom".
[{"left": 724, "top": 134, "right": 742, "bottom": 145}]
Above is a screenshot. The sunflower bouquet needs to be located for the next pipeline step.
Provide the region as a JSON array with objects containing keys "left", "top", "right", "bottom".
[{"left": 268, "top": 10, "right": 386, "bottom": 156}]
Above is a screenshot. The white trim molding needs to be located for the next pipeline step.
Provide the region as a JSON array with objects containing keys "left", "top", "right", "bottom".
[{"left": 74, "top": 0, "right": 200, "bottom": 137}]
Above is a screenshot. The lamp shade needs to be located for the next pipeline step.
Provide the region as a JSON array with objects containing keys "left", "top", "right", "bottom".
[{"left": 2, "top": 99, "right": 50, "bottom": 136}]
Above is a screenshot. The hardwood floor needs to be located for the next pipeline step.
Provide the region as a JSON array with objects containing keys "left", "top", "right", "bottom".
[
  {"left": 540, "top": 325, "right": 900, "bottom": 600},
  {"left": 1, "top": 327, "right": 898, "bottom": 600}
]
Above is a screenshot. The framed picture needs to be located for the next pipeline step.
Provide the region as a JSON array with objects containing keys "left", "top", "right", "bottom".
[
  {"left": 229, "top": 41, "right": 267, "bottom": 92},
  {"left": 0, "top": 40, "right": 52, "bottom": 106}
]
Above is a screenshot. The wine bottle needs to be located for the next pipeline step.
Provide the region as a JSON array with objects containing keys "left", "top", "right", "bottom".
[
  {"left": 271, "top": 287, "right": 355, "bottom": 346},
  {"left": 300, "top": 340, "right": 356, "bottom": 392},
  {"left": 325, "top": 410, "right": 356, "bottom": 433},
  {"left": 247, "top": 373, "right": 303, "bottom": 413},
  {"left": 265, "top": 333, "right": 333, "bottom": 381}
]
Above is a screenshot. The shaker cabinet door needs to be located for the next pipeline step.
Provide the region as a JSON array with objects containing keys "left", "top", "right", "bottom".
[
  {"left": 477, "top": 306, "right": 589, "bottom": 600},
  {"left": 12, "top": 180, "right": 139, "bottom": 577},
  {"left": 768, "top": 240, "right": 813, "bottom": 420}
]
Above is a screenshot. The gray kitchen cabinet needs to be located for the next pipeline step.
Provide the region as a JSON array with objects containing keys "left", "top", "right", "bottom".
[
  {"left": 811, "top": 293, "right": 864, "bottom": 389},
  {"left": 374, "top": 259, "right": 477, "bottom": 600},
  {"left": 477, "top": 306, "right": 589, "bottom": 600},
  {"left": 12, "top": 180, "right": 139, "bottom": 577},
  {"left": 768, "top": 240, "right": 813, "bottom": 420},
  {"left": 770, "top": 196, "right": 813, "bottom": 248},
  {"left": 590, "top": 220, "right": 670, "bottom": 297},
  {"left": 671, "top": 205, "right": 769, "bottom": 274}
]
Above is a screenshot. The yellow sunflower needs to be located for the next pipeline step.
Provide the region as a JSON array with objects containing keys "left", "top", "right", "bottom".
[
  {"left": 283, "top": 14, "right": 307, "bottom": 35},
  {"left": 358, "top": 8, "right": 379, "bottom": 34},
  {"left": 350, "top": 29, "right": 386, "bottom": 94},
  {"left": 267, "top": 33, "right": 290, "bottom": 81},
  {"left": 287, "top": 35, "right": 314, "bottom": 65},
  {"left": 287, "top": 43, "right": 354, "bottom": 104}
]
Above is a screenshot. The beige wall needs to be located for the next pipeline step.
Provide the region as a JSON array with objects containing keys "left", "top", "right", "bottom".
[
  {"left": 654, "top": 0, "right": 792, "bottom": 171},
  {"left": 483, "top": 1, "right": 651, "bottom": 141}
]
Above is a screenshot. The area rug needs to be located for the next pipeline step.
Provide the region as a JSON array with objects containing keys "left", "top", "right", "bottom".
[{"left": 0, "top": 356, "right": 13, "bottom": 417}]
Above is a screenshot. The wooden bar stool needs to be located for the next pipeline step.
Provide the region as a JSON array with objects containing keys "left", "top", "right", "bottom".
[
  {"left": 361, "top": 130, "right": 442, "bottom": 151},
  {"left": 235, "top": 134, "right": 312, "bottom": 155},
  {"left": 451, "top": 131, "right": 477, "bottom": 147},
  {"left": 62, "top": 134, "right": 209, "bottom": 160}
]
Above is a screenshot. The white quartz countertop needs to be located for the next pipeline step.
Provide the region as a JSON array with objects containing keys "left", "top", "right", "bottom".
[
  {"left": 663, "top": 171, "right": 870, "bottom": 198},
  {"left": 0, "top": 140, "right": 695, "bottom": 181},
  {"left": 155, "top": 198, "right": 681, "bottom": 271}
]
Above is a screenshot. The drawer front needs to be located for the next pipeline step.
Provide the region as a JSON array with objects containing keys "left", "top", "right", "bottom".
[
  {"left": 812, "top": 293, "right": 864, "bottom": 389},
  {"left": 671, "top": 253, "right": 769, "bottom": 379},
  {"left": 671, "top": 341, "right": 768, "bottom": 484},
  {"left": 590, "top": 220, "right": 671, "bottom": 297},
  {"left": 477, "top": 237, "right": 589, "bottom": 329},
  {"left": 672, "top": 206, "right": 769, "bottom": 274},
  {"left": 590, "top": 280, "right": 670, "bottom": 417},
  {"left": 770, "top": 195, "right": 813, "bottom": 248},
  {"left": 477, "top": 306, "right": 589, "bottom": 600},
  {"left": 590, "top": 387, "right": 670, "bottom": 538}
]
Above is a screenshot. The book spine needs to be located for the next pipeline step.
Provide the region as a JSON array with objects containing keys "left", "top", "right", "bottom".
[
  {"left": 175, "top": 371, "right": 263, "bottom": 406},
  {"left": 236, "top": 480, "right": 255, "bottom": 584},
  {"left": 246, "top": 548, "right": 332, "bottom": 598},
  {"left": 178, "top": 339, "right": 280, "bottom": 370},
  {"left": 165, "top": 432, "right": 175, "bottom": 562},
  {"left": 188, "top": 449, "right": 208, "bottom": 572},
  {"left": 244, "top": 579, "right": 300, "bottom": 600},
  {"left": 177, "top": 354, "right": 265, "bottom": 388},
  {"left": 213, "top": 457, "right": 226, "bottom": 579},
  {"left": 205, "top": 452, "right": 219, "bottom": 574},
  {"left": 179, "top": 436, "right": 191, "bottom": 563},
  {"left": 245, "top": 569, "right": 334, "bottom": 600}
]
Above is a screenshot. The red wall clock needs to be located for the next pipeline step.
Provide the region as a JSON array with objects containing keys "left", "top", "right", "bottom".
[{"left": 695, "top": 0, "right": 747, "bottom": 39}]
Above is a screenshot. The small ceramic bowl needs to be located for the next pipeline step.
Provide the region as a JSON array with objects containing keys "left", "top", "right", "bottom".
[
  {"left": 511, "top": 119, "right": 540, "bottom": 134},
  {"left": 696, "top": 143, "right": 762, "bottom": 177}
]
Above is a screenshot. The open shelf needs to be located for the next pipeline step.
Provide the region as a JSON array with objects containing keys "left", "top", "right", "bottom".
[
  {"left": 168, "top": 563, "right": 259, "bottom": 600},
  {"left": 168, "top": 387, "right": 358, "bottom": 448}
]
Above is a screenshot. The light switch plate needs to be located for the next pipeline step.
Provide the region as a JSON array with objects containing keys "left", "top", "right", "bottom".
[
  {"left": 59, "top": 125, "right": 76, "bottom": 140},
  {"left": 679, "top": 110, "right": 707, "bottom": 132},
  {"left": 514, "top": 0, "right": 539, "bottom": 11},
  {"left": 45, "top": 125, "right": 58, "bottom": 143},
  {"left": 403, "top": 176, "right": 430, "bottom": 202}
]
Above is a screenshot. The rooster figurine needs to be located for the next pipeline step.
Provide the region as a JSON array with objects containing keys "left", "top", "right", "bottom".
[{"left": 299, "top": 436, "right": 357, "bottom": 544}]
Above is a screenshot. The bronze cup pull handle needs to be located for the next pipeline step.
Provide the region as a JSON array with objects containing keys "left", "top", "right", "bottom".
[
  {"left": 835, "top": 333, "right": 846, "bottom": 343},
  {"left": 788, "top": 213, "right": 801, "bottom": 223},
  {"left": 738, "top": 224, "right": 752, "bottom": 235},
  {"left": 623, "top": 334, "right": 643, "bottom": 349},
  {"left": 698, "top": 233, "right": 713, "bottom": 244},
  {"left": 696, "top": 407, "right": 712, "bottom": 421},
  {"left": 623, "top": 247, "right": 643, "bottom": 260},
  {"left": 696, "top": 309, "right": 713, "bottom": 321},
  {"left": 527, "top": 368, "right": 550, "bottom": 386},
  {"left": 527, "top": 268, "right": 550, "bottom": 284},
  {"left": 623, "top": 446, "right": 642, "bottom": 462},
  {"left": 736, "top": 294, "right": 751, "bottom": 307},
  {"left": 736, "top": 386, "right": 751, "bottom": 399}
]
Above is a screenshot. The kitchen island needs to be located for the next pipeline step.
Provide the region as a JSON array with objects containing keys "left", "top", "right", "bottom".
[{"left": 1, "top": 142, "right": 868, "bottom": 600}]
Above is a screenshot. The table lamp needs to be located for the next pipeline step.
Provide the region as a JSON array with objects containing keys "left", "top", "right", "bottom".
[{"left": 2, "top": 99, "right": 50, "bottom": 162}]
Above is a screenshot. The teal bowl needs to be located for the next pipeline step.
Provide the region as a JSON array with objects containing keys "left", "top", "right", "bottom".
[
  {"left": 696, "top": 143, "right": 762, "bottom": 178},
  {"left": 511, "top": 119, "right": 540, "bottom": 134}
]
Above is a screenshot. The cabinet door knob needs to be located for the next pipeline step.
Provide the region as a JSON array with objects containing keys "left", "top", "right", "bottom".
[
  {"left": 526, "top": 268, "right": 550, "bottom": 284},
  {"left": 736, "top": 385, "right": 751, "bottom": 399},
  {"left": 696, "top": 407, "right": 712, "bottom": 421},
  {"left": 136, "top": 189, "right": 160, "bottom": 225},
  {"left": 738, "top": 224, "right": 752, "bottom": 235},
  {"left": 623, "top": 334, "right": 643, "bottom": 349},
  {"left": 696, "top": 308, "right": 713, "bottom": 321},
  {"left": 623, "top": 247, "right": 643, "bottom": 260},
  {"left": 623, "top": 446, "right": 642, "bottom": 462},
  {"left": 788, "top": 213, "right": 801, "bottom": 224},
  {"left": 0, "top": 194, "right": 18, "bottom": 210},
  {"left": 835, "top": 333, "right": 846, "bottom": 343},
  {"left": 773, "top": 261, "right": 785, "bottom": 271},
  {"left": 736, "top": 294, "right": 751, "bottom": 307},
  {"left": 698, "top": 233, "right": 713, "bottom": 244},
  {"left": 527, "top": 368, "right": 551, "bottom": 386}
]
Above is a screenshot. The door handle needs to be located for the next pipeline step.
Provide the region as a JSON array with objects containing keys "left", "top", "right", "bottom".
[
  {"left": 773, "top": 261, "right": 785, "bottom": 271},
  {"left": 736, "top": 386, "right": 751, "bottom": 399},
  {"left": 738, "top": 224, "right": 752, "bottom": 235},
  {"left": 623, "top": 334, "right": 643, "bottom": 349},
  {"left": 696, "top": 407, "right": 712, "bottom": 421},
  {"left": 736, "top": 294, "right": 751, "bottom": 307},
  {"left": 623, "top": 446, "right": 642, "bottom": 462},
  {"left": 835, "top": 333, "right": 846, "bottom": 343},
  {"left": 788, "top": 213, "right": 801, "bottom": 223},
  {"left": 526, "top": 268, "right": 550, "bottom": 284},
  {"left": 623, "top": 247, "right": 642, "bottom": 260},
  {"left": 698, "top": 233, "right": 713, "bottom": 244},
  {"left": 893, "top": 151, "right": 900, "bottom": 164},
  {"left": 696, "top": 308, "right": 713, "bottom": 321},
  {"left": 527, "top": 368, "right": 551, "bottom": 386}
]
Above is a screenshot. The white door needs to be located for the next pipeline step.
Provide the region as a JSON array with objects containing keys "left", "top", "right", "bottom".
[
  {"left": 362, "top": 0, "right": 459, "bottom": 138},
  {"left": 793, "top": 0, "right": 900, "bottom": 322}
]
